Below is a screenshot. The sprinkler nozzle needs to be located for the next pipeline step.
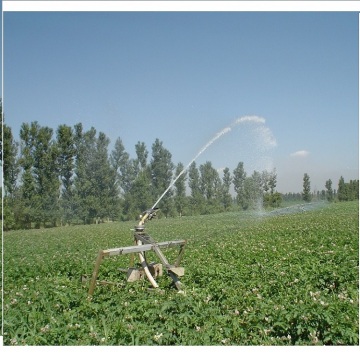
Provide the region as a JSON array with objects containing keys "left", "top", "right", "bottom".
[
  {"left": 141, "top": 207, "right": 159, "bottom": 220},
  {"left": 138, "top": 207, "right": 159, "bottom": 226}
]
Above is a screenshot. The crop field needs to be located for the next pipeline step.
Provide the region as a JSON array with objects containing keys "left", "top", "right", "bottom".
[{"left": 3, "top": 201, "right": 359, "bottom": 346}]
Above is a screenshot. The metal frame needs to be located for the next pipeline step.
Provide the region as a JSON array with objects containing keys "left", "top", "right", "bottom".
[
  {"left": 88, "top": 238, "right": 186, "bottom": 295},
  {"left": 88, "top": 207, "right": 186, "bottom": 296}
]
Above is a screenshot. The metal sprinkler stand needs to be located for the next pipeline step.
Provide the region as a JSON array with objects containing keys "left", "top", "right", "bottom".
[{"left": 88, "top": 208, "right": 186, "bottom": 296}]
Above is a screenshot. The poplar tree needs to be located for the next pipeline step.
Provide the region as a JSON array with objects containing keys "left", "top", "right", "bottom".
[
  {"left": 18, "top": 122, "right": 60, "bottom": 227},
  {"left": 262, "top": 170, "right": 281, "bottom": 208},
  {"left": 349, "top": 180, "right": 359, "bottom": 200},
  {"left": 302, "top": 173, "right": 311, "bottom": 202},
  {"left": 35, "top": 125, "right": 60, "bottom": 226},
  {"left": 337, "top": 177, "right": 359, "bottom": 202},
  {"left": 3, "top": 123, "right": 19, "bottom": 196},
  {"left": 233, "top": 161, "right": 246, "bottom": 209},
  {"left": 199, "top": 161, "right": 215, "bottom": 201},
  {"left": 110, "top": 137, "right": 133, "bottom": 195},
  {"left": 2, "top": 108, "right": 20, "bottom": 229},
  {"left": 337, "top": 176, "right": 346, "bottom": 201},
  {"left": 135, "top": 141, "right": 148, "bottom": 171},
  {"left": 188, "top": 162, "right": 203, "bottom": 215},
  {"left": 57, "top": 124, "right": 76, "bottom": 225},
  {"left": 248, "top": 170, "right": 263, "bottom": 209},
  {"left": 199, "top": 161, "right": 222, "bottom": 213},
  {"left": 150, "top": 138, "right": 174, "bottom": 216},
  {"left": 222, "top": 167, "right": 233, "bottom": 211},
  {"left": 124, "top": 142, "right": 152, "bottom": 220},
  {"left": 91, "top": 132, "right": 118, "bottom": 221},
  {"left": 18, "top": 123, "right": 38, "bottom": 228},
  {"left": 325, "top": 179, "right": 333, "bottom": 202},
  {"left": 73, "top": 124, "right": 96, "bottom": 224},
  {"left": 268, "top": 170, "right": 277, "bottom": 195},
  {"left": 173, "top": 162, "right": 187, "bottom": 216}
]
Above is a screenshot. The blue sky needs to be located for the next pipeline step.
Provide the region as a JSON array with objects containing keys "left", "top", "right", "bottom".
[{"left": 3, "top": 7, "right": 359, "bottom": 193}]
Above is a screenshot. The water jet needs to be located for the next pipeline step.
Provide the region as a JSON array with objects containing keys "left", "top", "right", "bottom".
[{"left": 87, "top": 115, "right": 276, "bottom": 294}]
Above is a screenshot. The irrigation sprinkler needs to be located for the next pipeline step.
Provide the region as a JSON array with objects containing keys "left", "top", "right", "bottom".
[
  {"left": 87, "top": 207, "right": 186, "bottom": 296},
  {"left": 86, "top": 115, "right": 276, "bottom": 296}
]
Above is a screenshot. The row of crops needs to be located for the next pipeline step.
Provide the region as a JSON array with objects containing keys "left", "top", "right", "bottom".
[{"left": 2, "top": 201, "right": 359, "bottom": 345}]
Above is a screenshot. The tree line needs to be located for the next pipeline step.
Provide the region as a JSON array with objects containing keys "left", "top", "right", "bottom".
[
  {"left": 1, "top": 100, "right": 358, "bottom": 230},
  {"left": 2, "top": 119, "right": 283, "bottom": 230},
  {"left": 284, "top": 173, "right": 359, "bottom": 203}
]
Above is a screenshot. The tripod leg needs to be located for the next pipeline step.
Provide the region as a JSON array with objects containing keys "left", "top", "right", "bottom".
[
  {"left": 136, "top": 239, "right": 159, "bottom": 288},
  {"left": 168, "top": 271, "right": 182, "bottom": 290},
  {"left": 88, "top": 250, "right": 104, "bottom": 296}
]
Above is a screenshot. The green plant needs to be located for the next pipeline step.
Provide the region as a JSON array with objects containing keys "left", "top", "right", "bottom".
[{"left": 3, "top": 201, "right": 358, "bottom": 345}]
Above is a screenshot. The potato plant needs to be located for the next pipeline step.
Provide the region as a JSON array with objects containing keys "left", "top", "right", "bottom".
[{"left": 3, "top": 201, "right": 358, "bottom": 345}]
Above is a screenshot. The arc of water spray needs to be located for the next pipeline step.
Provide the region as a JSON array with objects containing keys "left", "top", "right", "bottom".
[
  {"left": 151, "top": 115, "right": 275, "bottom": 209},
  {"left": 152, "top": 126, "right": 231, "bottom": 209}
]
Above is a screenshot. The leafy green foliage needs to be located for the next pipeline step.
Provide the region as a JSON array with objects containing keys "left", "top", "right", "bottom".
[
  {"left": 3, "top": 201, "right": 358, "bottom": 345},
  {"left": 302, "top": 173, "right": 311, "bottom": 202}
]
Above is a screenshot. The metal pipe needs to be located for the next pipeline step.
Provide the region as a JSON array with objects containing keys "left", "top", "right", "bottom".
[{"left": 137, "top": 238, "right": 159, "bottom": 288}]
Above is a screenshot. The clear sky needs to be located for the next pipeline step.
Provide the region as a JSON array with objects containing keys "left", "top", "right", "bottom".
[{"left": 3, "top": 5, "right": 359, "bottom": 193}]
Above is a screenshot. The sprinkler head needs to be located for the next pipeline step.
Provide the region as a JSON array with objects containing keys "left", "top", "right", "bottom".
[
  {"left": 141, "top": 207, "right": 159, "bottom": 219},
  {"left": 148, "top": 207, "right": 159, "bottom": 220}
]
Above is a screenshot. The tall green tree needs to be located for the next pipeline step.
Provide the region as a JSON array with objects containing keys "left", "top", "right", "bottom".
[
  {"left": 173, "top": 162, "right": 187, "bottom": 216},
  {"left": 0, "top": 98, "right": 3, "bottom": 164},
  {"left": 221, "top": 167, "right": 233, "bottom": 211},
  {"left": 199, "top": 161, "right": 222, "bottom": 213},
  {"left": 0, "top": 98, "right": 2, "bottom": 160},
  {"left": 123, "top": 142, "right": 152, "bottom": 220},
  {"left": 74, "top": 126, "right": 120, "bottom": 223},
  {"left": 135, "top": 141, "right": 148, "bottom": 171},
  {"left": 325, "top": 179, "right": 333, "bottom": 202},
  {"left": 199, "top": 161, "right": 217, "bottom": 200},
  {"left": 110, "top": 137, "right": 135, "bottom": 196},
  {"left": 213, "top": 172, "right": 223, "bottom": 212},
  {"left": 150, "top": 138, "right": 174, "bottom": 216},
  {"left": 188, "top": 162, "right": 204, "bottom": 215},
  {"left": 248, "top": 171, "right": 263, "bottom": 209},
  {"left": 262, "top": 169, "right": 281, "bottom": 208},
  {"left": 268, "top": 170, "right": 277, "bottom": 195},
  {"left": 337, "top": 176, "right": 360, "bottom": 202},
  {"left": 76, "top": 128, "right": 119, "bottom": 223},
  {"left": 233, "top": 162, "right": 247, "bottom": 209},
  {"left": 18, "top": 122, "right": 60, "bottom": 227},
  {"left": 2, "top": 123, "right": 19, "bottom": 197},
  {"left": 2, "top": 103, "right": 21, "bottom": 229},
  {"left": 18, "top": 123, "right": 38, "bottom": 228},
  {"left": 34, "top": 125, "right": 60, "bottom": 226},
  {"left": 73, "top": 124, "right": 93, "bottom": 223},
  {"left": 302, "top": 173, "right": 311, "bottom": 202},
  {"left": 337, "top": 176, "right": 347, "bottom": 201},
  {"left": 347, "top": 180, "right": 359, "bottom": 201},
  {"left": 93, "top": 132, "right": 119, "bottom": 221},
  {"left": 124, "top": 169, "right": 153, "bottom": 221},
  {"left": 57, "top": 124, "right": 76, "bottom": 225}
]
